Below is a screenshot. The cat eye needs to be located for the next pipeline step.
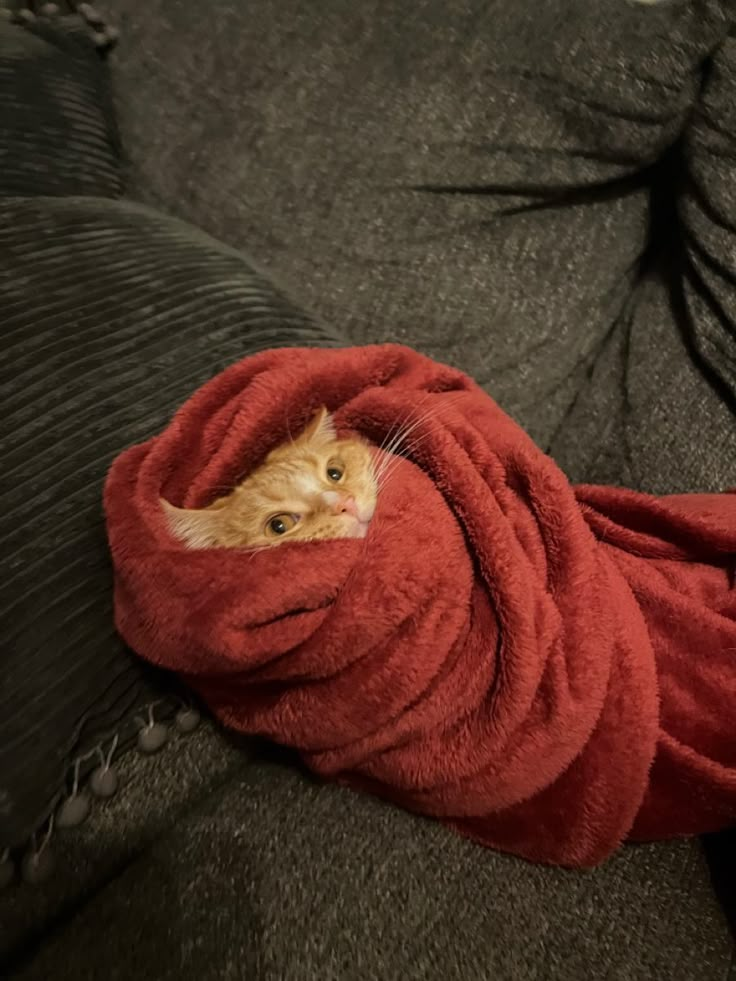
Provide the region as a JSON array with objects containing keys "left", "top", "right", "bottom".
[
  {"left": 326, "top": 462, "right": 344, "bottom": 482},
  {"left": 266, "top": 513, "right": 298, "bottom": 536}
]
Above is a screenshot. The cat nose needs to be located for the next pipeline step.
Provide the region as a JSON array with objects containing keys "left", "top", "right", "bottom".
[{"left": 333, "top": 495, "right": 358, "bottom": 517}]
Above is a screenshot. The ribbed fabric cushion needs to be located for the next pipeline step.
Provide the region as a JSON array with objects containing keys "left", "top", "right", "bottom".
[
  {"left": 0, "top": 9, "right": 121, "bottom": 198},
  {"left": 0, "top": 15, "right": 343, "bottom": 848}
]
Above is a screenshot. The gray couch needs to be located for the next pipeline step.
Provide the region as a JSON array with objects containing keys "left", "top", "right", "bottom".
[{"left": 2, "top": 2, "right": 735, "bottom": 978}]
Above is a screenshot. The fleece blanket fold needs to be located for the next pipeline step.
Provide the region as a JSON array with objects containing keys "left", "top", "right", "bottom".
[{"left": 104, "top": 345, "right": 736, "bottom": 867}]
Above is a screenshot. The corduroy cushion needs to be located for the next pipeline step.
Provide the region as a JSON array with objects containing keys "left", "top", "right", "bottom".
[{"left": 0, "top": 14, "right": 343, "bottom": 848}]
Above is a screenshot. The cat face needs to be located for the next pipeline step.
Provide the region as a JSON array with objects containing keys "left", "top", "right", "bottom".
[{"left": 161, "top": 408, "right": 378, "bottom": 550}]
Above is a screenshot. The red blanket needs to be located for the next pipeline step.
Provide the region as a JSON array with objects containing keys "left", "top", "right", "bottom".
[{"left": 104, "top": 345, "right": 736, "bottom": 867}]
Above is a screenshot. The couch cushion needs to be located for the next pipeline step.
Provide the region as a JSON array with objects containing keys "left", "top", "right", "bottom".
[
  {"left": 0, "top": 183, "right": 343, "bottom": 851},
  {"left": 0, "top": 7, "right": 121, "bottom": 198},
  {"left": 111, "top": 0, "right": 732, "bottom": 453},
  {"left": 5, "top": 754, "right": 734, "bottom": 981},
  {"left": 0, "top": 6, "right": 348, "bottom": 857},
  {"left": 549, "top": 24, "right": 736, "bottom": 491},
  {"left": 0, "top": 720, "right": 250, "bottom": 970}
]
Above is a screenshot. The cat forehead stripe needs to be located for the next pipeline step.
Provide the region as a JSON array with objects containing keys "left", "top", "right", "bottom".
[{"left": 294, "top": 473, "right": 323, "bottom": 496}]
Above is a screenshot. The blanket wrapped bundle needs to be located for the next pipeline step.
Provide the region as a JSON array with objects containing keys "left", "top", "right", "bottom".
[{"left": 104, "top": 345, "right": 736, "bottom": 867}]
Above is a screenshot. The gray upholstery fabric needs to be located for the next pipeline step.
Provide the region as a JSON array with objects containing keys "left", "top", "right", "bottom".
[
  {"left": 2, "top": 721, "right": 251, "bottom": 973},
  {"left": 0, "top": 7, "right": 121, "bottom": 198},
  {"left": 7, "top": 748, "right": 735, "bottom": 981},
  {"left": 551, "top": 18, "right": 736, "bottom": 490},
  {"left": 112, "top": 0, "right": 735, "bottom": 483}
]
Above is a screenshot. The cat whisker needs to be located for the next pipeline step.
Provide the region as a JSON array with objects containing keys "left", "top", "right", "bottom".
[
  {"left": 374, "top": 412, "right": 433, "bottom": 479},
  {"left": 284, "top": 409, "right": 296, "bottom": 448},
  {"left": 372, "top": 394, "right": 465, "bottom": 486},
  {"left": 373, "top": 396, "right": 467, "bottom": 491},
  {"left": 374, "top": 392, "right": 432, "bottom": 457},
  {"left": 384, "top": 394, "right": 464, "bottom": 456},
  {"left": 373, "top": 391, "right": 458, "bottom": 474},
  {"left": 243, "top": 543, "right": 274, "bottom": 561}
]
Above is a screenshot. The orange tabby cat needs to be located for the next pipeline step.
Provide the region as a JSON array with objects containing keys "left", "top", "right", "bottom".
[{"left": 161, "top": 407, "right": 378, "bottom": 549}]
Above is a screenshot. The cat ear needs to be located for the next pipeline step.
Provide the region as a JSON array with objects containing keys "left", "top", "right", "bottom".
[
  {"left": 299, "top": 406, "right": 336, "bottom": 445},
  {"left": 160, "top": 498, "right": 226, "bottom": 550}
]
